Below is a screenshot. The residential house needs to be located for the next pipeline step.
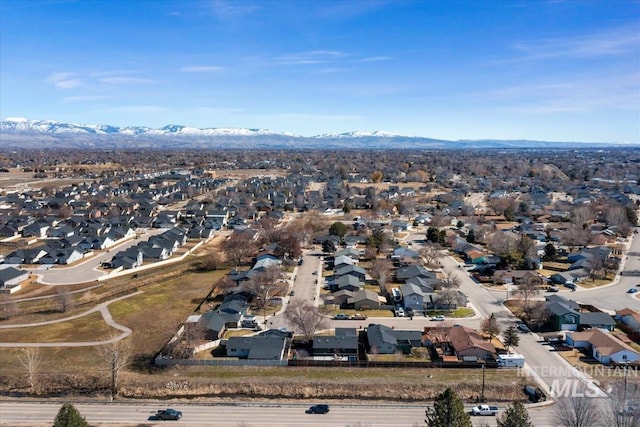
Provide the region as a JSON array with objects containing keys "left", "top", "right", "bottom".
[
  {"left": 401, "top": 282, "right": 425, "bottom": 313},
  {"left": 334, "top": 265, "right": 366, "bottom": 282},
  {"left": 334, "top": 255, "right": 356, "bottom": 269},
  {"left": 367, "top": 324, "right": 422, "bottom": 354},
  {"left": 445, "top": 325, "right": 496, "bottom": 361},
  {"left": 0, "top": 267, "right": 29, "bottom": 293},
  {"left": 348, "top": 289, "right": 382, "bottom": 310},
  {"left": 312, "top": 328, "right": 359, "bottom": 358},
  {"left": 545, "top": 295, "right": 581, "bottom": 331},
  {"left": 566, "top": 328, "right": 640, "bottom": 365},
  {"left": 226, "top": 335, "right": 288, "bottom": 360},
  {"left": 617, "top": 308, "right": 640, "bottom": 334},
  {"left": 580, "top": 312, "right": 616, "bottom": 331},
  {"left": 395, "top": 265, "right": 436, "bottom": 282},
  {"left": 493, "top": 270, "right": 543, "bottom": 287},
  {"left": 335, "top": 275, "right": 363, "bottom": 292}
]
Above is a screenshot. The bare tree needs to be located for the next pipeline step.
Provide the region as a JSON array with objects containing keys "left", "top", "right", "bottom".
[
  {"left": 420, "top": 243, "right": 442, "bottom": 269},
  {"left": 605, "top": 380, "right": 640, "bottom": 427},
  {"left": 257, "top": 217, "right": 284, "bottom": 245},
  {"left": 514, "top": 282, "right": 540, "bottom": 310},
  {"left": 94, "top": 334, "right": 133, "bottom": 399},
  {"left": 562, "top": 224, "right": 592, "bottom": 251},
  {"left": 56, "top": 286, "right": 75, "bottom": 313},
  {"left": 243, "top": 265, "right": 287, "bottom": 304},
  {"left": 438, "top": 288, "right": 460, "bottom": 312},
  {"left": 571, "top": 205, "right": 596, "bottom": 228},
  {"left": 481, "top": 313, "right": 501, "bottom": 343},
  {"left": 284, "top": 300, "right": 330, "bottom": 341},
  {"left": 554, "top": 397, "right": 602, "bottom": 427},
  {"left": 0, "top": 295, "right": 18, "bottom": 320},
  {"left": 17, "top": 347, "right": 41, "bottom": 393},
  {"left": 370, "top": 257, "right": 392, "bottom": 293},
  {"left": 221, "top": 230, "right": 257, "bottom": 266},
  {"left": 440, "top": 271, "right": 461, "bottom": 290}
]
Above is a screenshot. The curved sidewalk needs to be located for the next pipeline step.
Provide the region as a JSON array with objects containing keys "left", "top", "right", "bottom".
[{"left": 0, "top": 291, "right": 142, "bottom": 347}]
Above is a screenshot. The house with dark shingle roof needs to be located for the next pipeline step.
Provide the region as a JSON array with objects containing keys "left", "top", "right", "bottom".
[
  {"left": 366, "top": 324, "right": 422, "bottom": 354},
  {"left": 226, "top": 335, "right": 288, "bottom": 360},
  {"left": 312, "top": 328, "right": 359, "bottom": 357},
  {"left": 0, "top": 267, "right": 29, "bottom": 293}
]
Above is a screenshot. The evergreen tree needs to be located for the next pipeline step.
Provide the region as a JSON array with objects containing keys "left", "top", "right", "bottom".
[
  {"left": 503, "top": 325, "right": 520, "bottom": 352},
  {"left": 497, "top": 401, "right": 534, "bottom": 427},
  {"left": 543, "top": 242, "right": 557, "bottom": 261},
  {"left": 328, "top": 221, "right": 348, "bottom": 238},
  {"left": 322, "top": 239, "right": 336, "bottom": 253},
  {"left": 53, "top": 402, "right": 89, "bottom": 427},
  {"left": 425, "top": 387, "right": 472, "bottom": 427},
  {"left": 466, "top": 228, "right": 476, "bottom": 243}
]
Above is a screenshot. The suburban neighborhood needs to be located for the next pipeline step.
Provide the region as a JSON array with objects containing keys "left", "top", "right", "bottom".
[{"left": 0, "top": 147, "right": 639, "bottom": 426}]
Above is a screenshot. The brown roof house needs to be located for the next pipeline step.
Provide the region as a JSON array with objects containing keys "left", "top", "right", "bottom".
[
  {"left": 566, "top": 328, "right": 640, "bottom": 365},
  {"left": 445, "top": 325, "right": 496, "bottom": 361}
]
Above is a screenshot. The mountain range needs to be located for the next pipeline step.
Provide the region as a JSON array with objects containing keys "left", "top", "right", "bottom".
[{"left": 0, "top": 118, "right": 635, "bottom": 150}]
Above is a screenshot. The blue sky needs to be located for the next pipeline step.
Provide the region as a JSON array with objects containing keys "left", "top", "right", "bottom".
[{"left": 1, "top": 0, "right": 639, "bottom": 142}]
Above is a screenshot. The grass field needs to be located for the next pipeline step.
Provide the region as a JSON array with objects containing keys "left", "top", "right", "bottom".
[{"left": 0, "top": 245, "right": 519, "bottom": 402}]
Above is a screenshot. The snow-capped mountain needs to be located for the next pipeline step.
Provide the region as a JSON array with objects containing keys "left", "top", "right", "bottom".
[
  {"left": 0, "top": 119, "right": 295, "bottom": 138},
  {"left": 0, "top": 118, "right": 630, "bottom": 150}
]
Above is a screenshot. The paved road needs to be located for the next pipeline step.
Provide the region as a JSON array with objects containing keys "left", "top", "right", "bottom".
[
  {"left": 26, "top": 228, "right": 166, "bottom": 285},
  {"left": 0, "top": 400, "right": 560, "bottom": 426}
]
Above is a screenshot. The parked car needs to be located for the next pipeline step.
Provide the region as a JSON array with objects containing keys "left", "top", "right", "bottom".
[
  {"left": 431, "top": 315, "right": 445, "bottom": 321},
  {"left": 564, "top": 282, "right": 576, "bottom": 290},
  {"left": 628, "top": 288, "right": 638, "bottom": 294},
  {"left": 153, "top": 409, "right": 182, "bottom": 420},
  {"left": 547, "top": 286, "right": 559, "bottom": 292},
  {"left": 351, "top": 313, "right": 367, "bottom": 320},
  {"left": 523, "top": 385, "right": 546, "bottom": 403},
  {"left": 517, "top": 323, "right": 531, "bottom": 333},
  {"left": 305, "top": 404, "right": 330, "bottom": 414},
  {"left": 395, "top": 307, "right": 405, "bottom": 317},
  {"left": 334, "top": 313, "right": 350, "bottom": 320}
]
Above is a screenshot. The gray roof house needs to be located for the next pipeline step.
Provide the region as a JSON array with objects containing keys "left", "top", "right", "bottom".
[
  {"left": 366, "top": 324, "right": 422, "bottom": 355},
  {"left": 226, "top": 336, "right": 288, "bottom": 360},
  {"left": 0, "top": 267, "right": 29, "bottom": 293},
  {"left": 347, "top": 289, "right": 381, "bottom": 310}
]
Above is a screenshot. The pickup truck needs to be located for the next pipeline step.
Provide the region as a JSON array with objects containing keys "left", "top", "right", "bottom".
[
  {"left": 153, "top": 408, "right": 182, "bottom": 420},
  {"left": 470, "top": 405, "right": 498, "bottom": 416}
]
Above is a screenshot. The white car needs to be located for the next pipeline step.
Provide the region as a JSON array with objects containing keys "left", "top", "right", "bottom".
[{"left": 431, "top": 315, "right": 445, "bottom": 321}]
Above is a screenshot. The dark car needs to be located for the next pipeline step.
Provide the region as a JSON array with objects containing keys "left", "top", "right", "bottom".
[
  {"left": 153, "top": 408, "right": 182, "bottom": 420},
  {"left": 517, "top": 323, "right": 531, "bottom": 333},
  {"left": 306, "top": 404, "right": 330, "bottom": 414}
]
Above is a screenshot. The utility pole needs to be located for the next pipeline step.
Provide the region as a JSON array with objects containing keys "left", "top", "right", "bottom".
[{"left": 480, "top": 362, "right": 486, "bottom": 402}]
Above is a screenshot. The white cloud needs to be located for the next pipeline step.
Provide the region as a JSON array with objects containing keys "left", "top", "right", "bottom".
[
  {"left": 62, "top": 95, "right": 111, "bottom": 103},
  {"left": 510, "top": 25, "right": 640, "bottom": 60},
  {"left": 277, "top": 50, "right": 346, "bottom": 65},
  {"left": 105, "top": 105, "right": 168, "bottom": 113},
  {"left": 45, "top": 72, "right": 83, "bottom": 89},
  {"left": 99, "top": 76, "right": 156, "bottom": 85},
  {"left": 180, "top": 66, "right": 224, "bottom": 73}
]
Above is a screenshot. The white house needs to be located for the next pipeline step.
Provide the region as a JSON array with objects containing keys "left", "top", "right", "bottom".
[{"left": 566, "top": 329, "right": 640, "bottom": 365}]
